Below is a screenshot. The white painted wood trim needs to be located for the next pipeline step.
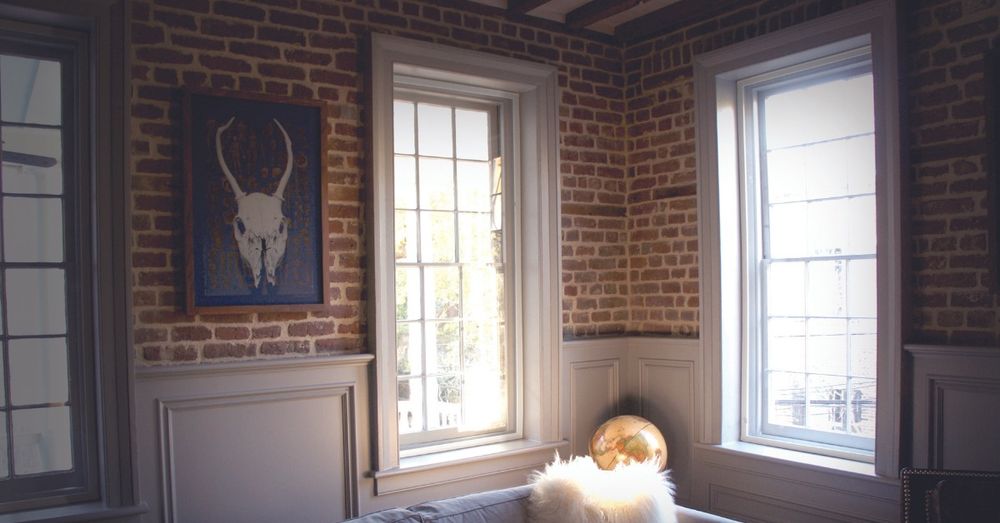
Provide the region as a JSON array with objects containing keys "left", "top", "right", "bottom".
[
  {"left": 156, "top": 384, "right": 359, "bottom": 522},
  {"left": 368, "top": 33, "right": 561, "bottom": 481},
  {"left": 135, "top": 354, "right": 374, "bottom": 379},
  {"left": 693, "top": 0, "right": 901, "bottom": 474}
]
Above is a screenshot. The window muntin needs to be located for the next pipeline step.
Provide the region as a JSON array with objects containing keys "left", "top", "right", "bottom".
[
  {"left": 745, "top": 57, "right": 877, "bottom": 456},
  {"left": 392, "top": 91, "right": 514, "bottom": 452}
]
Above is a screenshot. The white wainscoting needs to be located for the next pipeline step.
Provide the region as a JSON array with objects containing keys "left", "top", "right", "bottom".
[
  {"left": 135, "top": 355, "right": 371, "bottom": 523},
  {"left": 906, "top": 344, "right": 1000, "bottom": 470}
]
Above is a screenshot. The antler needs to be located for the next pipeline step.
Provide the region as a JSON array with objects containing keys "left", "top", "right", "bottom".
[
  {"left": 215, "top": 116, "right": 245, "bottom": 199},
  {"left": 272, "top": 118, "right": 294, "bottom": 201}
]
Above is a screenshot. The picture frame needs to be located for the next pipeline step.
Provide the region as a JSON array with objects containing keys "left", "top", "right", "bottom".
[{"left": 182, "top": 89, "right": 330, "bottom": 314}]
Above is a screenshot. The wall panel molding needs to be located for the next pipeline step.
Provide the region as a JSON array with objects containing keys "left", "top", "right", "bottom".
[
  {"left": 135, "top": 355, "right": 372, "bottom": 522},
  {"left": 907, "top": 344, "right": 1000, "bottom": 470}
]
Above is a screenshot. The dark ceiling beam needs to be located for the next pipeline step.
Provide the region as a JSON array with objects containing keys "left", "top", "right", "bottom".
[
  {"left": 615, "top": 0, "right": 747, "bottom": 44},
  {"left": 507, "top": 0, "right": 553, "bottom": 15},
  {"left": 566, "top": 0, "right": 641, "bottom": 29}
]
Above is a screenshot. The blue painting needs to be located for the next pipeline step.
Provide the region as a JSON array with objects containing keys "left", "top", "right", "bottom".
[{"left": 185, "top": 91, "right": 326, "bottom": 310}]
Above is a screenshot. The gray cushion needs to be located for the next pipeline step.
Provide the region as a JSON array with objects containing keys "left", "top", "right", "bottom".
[
  {"left": 343, "top": 507, "right": 424, "bottom": 523},
  {"left": 407, "top": 485, "right": 532, "bottom": 523}
]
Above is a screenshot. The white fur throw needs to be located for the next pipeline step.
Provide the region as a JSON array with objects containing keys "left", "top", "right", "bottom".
[{"left": 528, "top": 455, "right": 677, "bottom": 523}]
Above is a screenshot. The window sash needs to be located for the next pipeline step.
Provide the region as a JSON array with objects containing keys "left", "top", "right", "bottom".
[
  {"left": 741, "top": 52, "right": 877, "bottom": 459},
  {"left": 391, "top": 89, "right": 518, "bottom": 453},
  {"left": 0, "top": 24, "right": 98, "bottom": 512}
]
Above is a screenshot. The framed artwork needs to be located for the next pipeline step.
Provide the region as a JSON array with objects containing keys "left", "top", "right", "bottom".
[{"left": 183, "top": 89, "right": 330, "bottom": 313}]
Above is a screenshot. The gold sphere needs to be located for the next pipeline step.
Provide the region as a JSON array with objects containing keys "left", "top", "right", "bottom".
[{"left": 589, "top": 415, "right": 668, "bottom": 471}]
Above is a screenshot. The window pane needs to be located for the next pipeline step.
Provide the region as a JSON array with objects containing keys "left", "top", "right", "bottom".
[
  {"left": 426, "top": 321, "right": 459, "bottom": 374},
  {"left": 766, "top": 261, "right": 805, "bottom": 317},
  {"left": 462, "top": 367, "right": 507, "bottom": 432},
  {"left": 393, "top": 101, "right": 415, "bottom": 154},
  {"left": 463, "top": 266, "right": 502, "bottom": 319},
  {"left": 767, "top": 202, "right": 806, "bottom": 259},
  {"left": 428, "top": 375, "right": 460, "bottom": 430},
  {"left": 4, "top": 196, "right": 63, "bottom": 262},
  {"left": 806, "top": 261, "right": 846, "bottom": 317},
  {"left": 767, "top": 318, "right": 805, "bottom": 372},
  {"left": 418, "top": 158, "right": 454, "bottom": 210},
  {"left": 763, "top": 74, "right": 873, "bottom": 150},
  {"left": 849, "top": 319, "right": 877, "bottom": 379},
  {"left": 806, "top": 318, "right": 847, "bottom": 376},
  {"left": 424, "top": 266, "right": 459, "bottom": 319},
  {"left": 396, "top": 322, "right": 422, "bottom": 376},
  {"left": 847, "top": 258, "right": 877, "bottom": 318},
  {"left": 463, "top": 320, "right": 501, "bottom": 370},
  {"left": 767, "top": 371, "right": 805, "bottom": 428},
  {"left": 806, "top": 375, "right": 847, "bottom": 433},
  {"left": 397, "top": 378, "right": 423, "bottom": 434},
  {"left": 456, "top": 161, "right": 490, "bottom": 211},
  {"left": 419, "top": 211, "right": 455, "bottom": 263},
  {"left": 2, "top": 126, "right": 63, "bottom": 195},
  {"left": 6, "top": 268, "right": 66, "bottom": 336},
  {"left": 455, "top": 109, "right": 489, "bottom": 160},
  {"left": 458, "top": 213, "right": 492, "bottom": 263},
  {"left": 395, "top": 267, "right": 421, "bottom": 321},
  {"left": 12, "top": 406, "right": 72, "bottom": 475},
  {"left": 394, "top": 155, "right": 416, "bottom": 209},
  {"left": 806, "top": 199, "right": 849, "bottom": 257},
  {"left": 9, "top": 338, "right": 68, "bottom": 406},
  {"left": 417, "top": 103, "right": 452, "bottom": 158},
  {"left": 849, "top": 378, "right": 876, "bottom": 437},
  {"left": 394, "top": 210, "right": 418, "bottom": 262},
  {"left": 1, "top": 56, "right": 61, "bottom": 126},
  {"left": 0, "top": 413, "right": 7, "bottom": 479}
]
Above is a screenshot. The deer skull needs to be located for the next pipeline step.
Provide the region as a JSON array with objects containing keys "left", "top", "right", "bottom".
[{"left": 216, "top": 116, "right": 294, "bottom": 289}]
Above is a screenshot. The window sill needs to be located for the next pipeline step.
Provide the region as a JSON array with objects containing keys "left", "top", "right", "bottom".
[
  {"left": 372, "top": 439, "right": 566, "bottom": 495},
  {"left": 0, "top": 502, "right": 147, "bottom": 523},
  {"left": 695, "top": 441, "right": 896, "bottom": 483}
]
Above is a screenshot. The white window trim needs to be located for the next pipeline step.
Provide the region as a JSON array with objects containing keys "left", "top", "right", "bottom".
[
  {"left": 368, "top": 33, "right": 563, "bottom": 486},
  {"left": 694, "top": 0, "right": 902, "bottom": 476}
]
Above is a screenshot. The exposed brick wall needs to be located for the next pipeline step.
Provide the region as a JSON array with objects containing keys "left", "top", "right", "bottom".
[
  {"left": 906, "top": 0, "right": 1000, "bottom": 345},
  {"left": 622, "top": 0, "right": 872, "bottom": 337},
  {"left": 129, "top": 0, "right": 629, "bottom": 364}
]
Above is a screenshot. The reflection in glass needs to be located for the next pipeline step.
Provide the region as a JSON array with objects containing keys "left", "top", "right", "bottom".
[
  {"left": 6, "top": 268, "right": 66, "bottom": 336},
  {"left": 4, "top": 197, "right": 63, "bottom": 262},
  {"left": 10, "top": 338, "right": 68, "bottom": 406},
  {"left": 2, "top": 126, "right": 63, "bottom": 195}
]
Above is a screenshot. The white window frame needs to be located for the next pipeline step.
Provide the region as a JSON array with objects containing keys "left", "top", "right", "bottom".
[
  {"left": 391, "top": 85, "right": 519, "bottom": 455},
  {"left": 695, "top": 0, "right": 902, "bottom": 475},
  {"left": 368, "top": 34, "right": 562, "bottom": 488},
  {"left": 740, "top": 52, "right": 878, "bottom": 460}
]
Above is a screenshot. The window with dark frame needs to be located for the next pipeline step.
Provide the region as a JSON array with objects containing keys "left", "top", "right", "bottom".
[{"left": 0, "top": 23, "right": 99, "bottom": 512}]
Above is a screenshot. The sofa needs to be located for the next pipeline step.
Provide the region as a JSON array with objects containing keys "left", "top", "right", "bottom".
[{"left": 345, "top": 485, "right": 738, "bottom": 522}]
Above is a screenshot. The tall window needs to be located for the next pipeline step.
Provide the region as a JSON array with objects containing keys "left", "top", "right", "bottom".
[
  {"left": 391, "top": 93, "right": 514, "bottom": 451},
  {"left": 371, "top": 35, "right": 560, "bottom": 481},
  {"left": 0, "top": 27, "right": 96, "bottom": 511},
  {"left": 696, "top": 2, "right": 901, "bottom": 473},
  {"left": 743, "top": 54, "right": 877, "bottom": 456}
]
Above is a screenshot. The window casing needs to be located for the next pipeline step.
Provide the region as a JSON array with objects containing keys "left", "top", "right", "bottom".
[
  {"left": 694, "top": 0, "right": 901, "bottom": 475},
  {"left": 739, "top": 51, "right": 878, "bottom": 459},
  {"left": 369, "top": 34, "right": 561, "bottom": 484}
]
